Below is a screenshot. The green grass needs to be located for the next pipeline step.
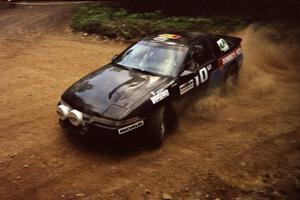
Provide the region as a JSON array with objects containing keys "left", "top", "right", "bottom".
[{"left": 71, "top": 4, "right": 248, "bottom": 40}]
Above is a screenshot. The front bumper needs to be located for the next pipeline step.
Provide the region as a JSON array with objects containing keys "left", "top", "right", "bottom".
[
  {"left": 60, "top": 118, "right": 145, "bottom": 137},
  {"left": 57, "top": 101, "right": 145, "bottom": 136}
]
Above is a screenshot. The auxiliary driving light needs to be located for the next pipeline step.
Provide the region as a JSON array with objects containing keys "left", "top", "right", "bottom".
[
  {"left": 68, "top": 110, "right": 83, "bottom": 126},
  {"left": 57, "top": 105, "right": 70, "bottom": 120}
]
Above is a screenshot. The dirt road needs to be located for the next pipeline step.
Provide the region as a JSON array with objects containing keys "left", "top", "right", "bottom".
[{"left": 0, "top": 5, "right": 299, "bottom": 200}]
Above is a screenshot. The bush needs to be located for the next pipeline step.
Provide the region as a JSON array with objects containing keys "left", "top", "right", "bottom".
[{"left": 71, "top": 4, "right": 248, "bottom": 41}]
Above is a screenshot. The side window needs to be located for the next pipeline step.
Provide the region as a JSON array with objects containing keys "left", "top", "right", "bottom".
[
  {"left": 186, "top": 40, "right": 213, "bottom": 71},
  {"left": 186, "top": 50, "right": 200, "bottom": 71}
]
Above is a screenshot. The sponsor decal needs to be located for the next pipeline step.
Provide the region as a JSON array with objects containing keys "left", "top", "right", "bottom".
[
  {"left": 218, "top": 47, "right": 242, "bottom": 67},
  {"left": 217, "top": 38, "right": 230, "bottom": 52},
  {"left": 180, "top": 79, "right": 194, "bottom": 95},
  {"left": 154, "top": 34, "right": 181, "bottom": 42},
  {"left": 118, "top": 120, "right": 144, "bottom": 135},
  {"left": 150, "top": 89, "right": 169, "bottom": 104}
]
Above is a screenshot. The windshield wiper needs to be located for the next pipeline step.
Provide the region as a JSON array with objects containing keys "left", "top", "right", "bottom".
[
  {"left": 113, "top": 63, "right": 160, "bottom": 76},
  {"left": 112, "top": 63, "right": 131, "bottom": 70},
  {"left": 129, "top": 67, "right": 158, "bottom": 76}
]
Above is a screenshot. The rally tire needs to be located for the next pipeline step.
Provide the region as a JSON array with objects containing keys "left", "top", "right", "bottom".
[
  {"left": 222, "top": 64, "right": 239, "bottom": 94},
  {"left": 165, "top": 104, "right": 178, "bottom": 132},
  {"left": 228, "top": 65, "right": 239, "bottom": 83},
  {"left": 146, "top": 106, "right": 167, "bottom": 148}
]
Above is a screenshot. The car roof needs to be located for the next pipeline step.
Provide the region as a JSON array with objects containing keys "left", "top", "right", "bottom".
[{"left": 142, "top": 32, "right": 211, "bottom": 46}]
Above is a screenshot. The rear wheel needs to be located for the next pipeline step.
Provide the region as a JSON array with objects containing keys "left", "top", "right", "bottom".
[{"left": 222, "top": 65, "right": 239, "bottom": 94}]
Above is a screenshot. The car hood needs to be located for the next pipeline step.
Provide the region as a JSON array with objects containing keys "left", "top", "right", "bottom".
[{"left": 62, "top": 64, "right": 168, "bottom": 118}]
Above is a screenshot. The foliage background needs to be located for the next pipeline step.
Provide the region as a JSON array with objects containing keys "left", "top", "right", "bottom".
[{"left": 71, "top": 0, "right": 299, "bottom": 40}]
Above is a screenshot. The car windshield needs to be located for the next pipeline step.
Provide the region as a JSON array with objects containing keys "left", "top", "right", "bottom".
[{"left": 113, "top": 41, "right": 188, "bottom": 77}]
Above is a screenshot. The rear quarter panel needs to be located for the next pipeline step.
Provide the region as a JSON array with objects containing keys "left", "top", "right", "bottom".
[{"left": 208, "top": 35, "right": 243, "bottom": 88}]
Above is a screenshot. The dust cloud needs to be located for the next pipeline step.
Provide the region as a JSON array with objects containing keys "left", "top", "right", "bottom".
[
  {"left": 237, "top": 24, "right": 298, "bottom": 96},
  {"left": 179, "top": 24, "right": 300, "bottom": 122}
]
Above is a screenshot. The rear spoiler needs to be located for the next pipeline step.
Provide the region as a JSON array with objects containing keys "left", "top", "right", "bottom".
[{"left": 223, "top": 35, "right": 242, "bottom": 47}]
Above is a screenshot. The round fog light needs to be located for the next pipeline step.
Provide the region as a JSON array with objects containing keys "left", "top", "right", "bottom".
[
  {"left": 57, "top": 105, "right": 70, "bottom": 120},
  {"left": 68, "top": 110, "right": 83, "bottom": 126}
]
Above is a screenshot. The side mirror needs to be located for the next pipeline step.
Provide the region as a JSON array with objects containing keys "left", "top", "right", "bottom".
[
  {"left": 180, "top": 70, "right": 193, "bottom": 77},
  {"left": 111, "top": 54, "right": 118, "bottom": 61}
]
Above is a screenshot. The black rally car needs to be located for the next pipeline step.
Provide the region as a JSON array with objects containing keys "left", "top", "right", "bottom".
[{"left": 57, "top": 33, "right": 243, "bottom": 147}]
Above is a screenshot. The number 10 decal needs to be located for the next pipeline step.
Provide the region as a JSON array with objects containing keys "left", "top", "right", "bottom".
[
  {"left": 180, "top": 64, "right": 213, "bottom": 95},
  {"left": 199, "top": 64, "right": 212, "bottom": 83}
]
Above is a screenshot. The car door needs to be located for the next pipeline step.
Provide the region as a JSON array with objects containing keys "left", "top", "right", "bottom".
[{"left": 176, "top": 39, "right": 216, "bottom": 96}]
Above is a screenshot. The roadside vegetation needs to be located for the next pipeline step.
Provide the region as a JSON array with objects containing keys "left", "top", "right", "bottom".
[{"left": 71, "top": 4, "right": 248, "bottom": 41}]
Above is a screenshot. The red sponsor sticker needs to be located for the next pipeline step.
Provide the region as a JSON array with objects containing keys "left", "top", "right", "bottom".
[{"left": 218, "top": 47, "right": 242, "bottom": 67}]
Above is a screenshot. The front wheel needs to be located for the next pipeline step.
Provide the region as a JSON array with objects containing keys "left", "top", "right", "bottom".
[{"left": 146, "top": 106, "right": 167, "bottom": 148}]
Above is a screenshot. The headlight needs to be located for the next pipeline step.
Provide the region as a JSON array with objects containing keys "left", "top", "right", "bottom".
[
  {"left": 57, "top": 105, "right": 70, "bottom": 120},
  {"left": 57, "top": 100, "right": 142, "bottom": 127},
  {"left": 68, "top": 110, "right": 83, "bottom": 126}
]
